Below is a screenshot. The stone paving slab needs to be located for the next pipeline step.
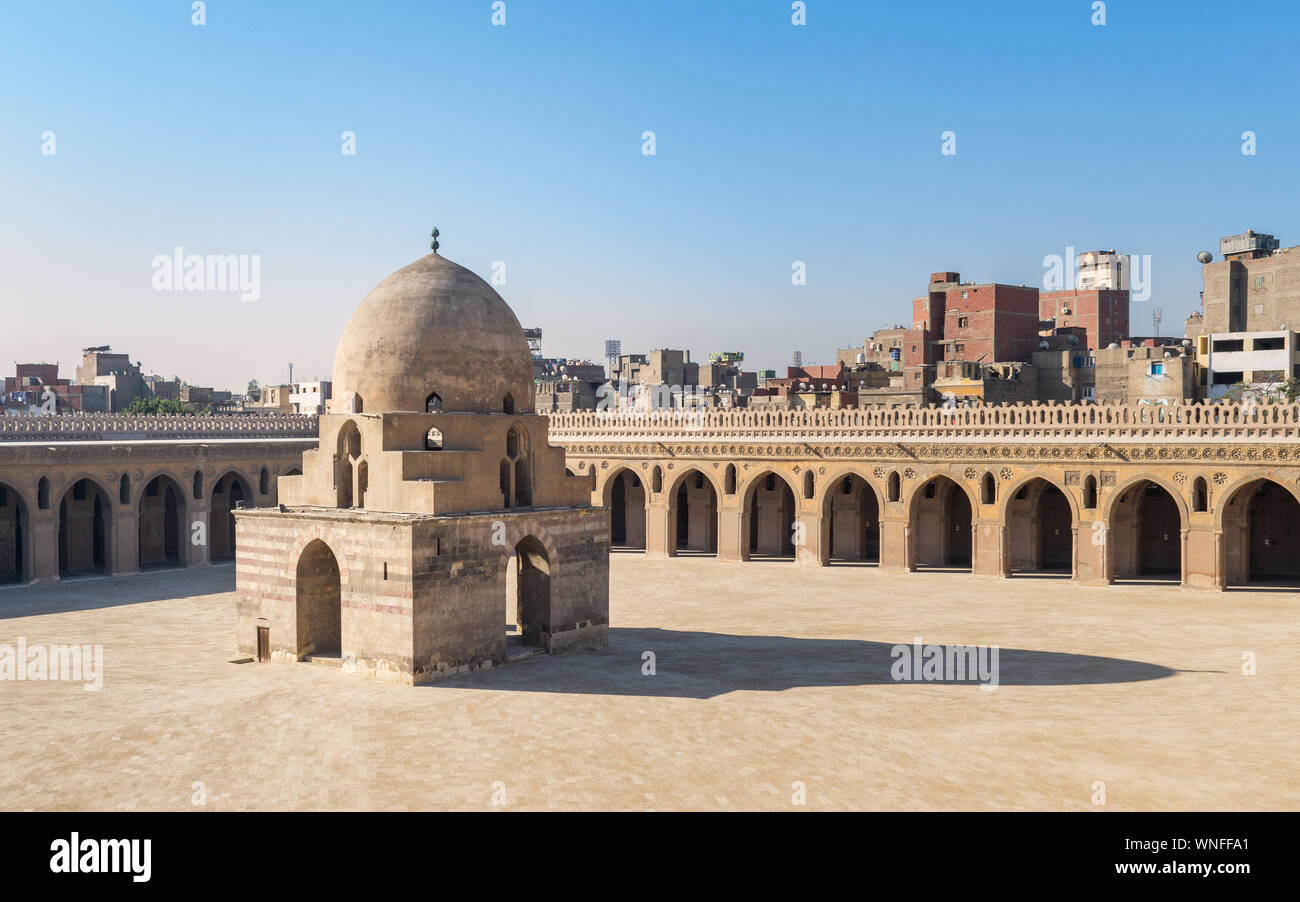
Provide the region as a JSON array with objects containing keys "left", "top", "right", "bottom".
[{"left": 0, "top": 559, "right": 1296, "bottom": 810}]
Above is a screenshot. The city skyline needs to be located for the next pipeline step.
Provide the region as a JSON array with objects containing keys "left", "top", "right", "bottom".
[{"left": 4, "top": 0, "right": 1298, "bottom": 388}]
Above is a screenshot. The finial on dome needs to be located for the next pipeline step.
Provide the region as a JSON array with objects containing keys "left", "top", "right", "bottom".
[{"left": 430, "top": 227, "right": 440, "bottom": 254}]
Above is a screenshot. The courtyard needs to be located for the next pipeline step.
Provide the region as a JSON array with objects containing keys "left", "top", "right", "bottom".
[{"left": 1, "top": 555, "right": 1296, "bottom": 811}]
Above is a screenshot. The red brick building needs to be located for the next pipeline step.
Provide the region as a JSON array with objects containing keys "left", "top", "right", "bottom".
[
  {"left": 1039, "top": 288, "right": 1129, "bottom": 351},
  {"left": 2, "top": 363, "right": 107, "bottom": 413},
  {"left": 901, "top": 272, "right": 1043, "bottom": 390}
]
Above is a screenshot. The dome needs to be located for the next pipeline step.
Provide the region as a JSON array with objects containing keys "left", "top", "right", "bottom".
[{"left": 332, "top": 253, "right": 533, "bottom": 415}]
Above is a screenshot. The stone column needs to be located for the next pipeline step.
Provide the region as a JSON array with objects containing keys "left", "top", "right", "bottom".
[
  {"left": 189, "top": 500, "right": 212, "bottom": 568},
  {"left": 1073, "top": 513, "right": 1109, "bottom": 586},
  {"left": 795, "top": 506, "right": 823, "bottom": 567},
  {"left": 28, "top": 512, "right": 59, "bottom": 584},
  {"left": 717, "top": 499, "right": 745, "bottom": 562},
  {"left": 112, "top": 505, "right": 139, "bottom": 576},
  {"left": 972, "top": 519, "right": 1008, "bottom": 578},
  {"left": 644, "top": 499, "right": 670, "bottom": 559},
  {"left": 879, "top": 510, "right": 911, "bottom": 572}
]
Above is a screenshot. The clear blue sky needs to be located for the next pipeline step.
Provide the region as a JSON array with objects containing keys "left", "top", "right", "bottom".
[{"left": 3, "top": 0, "right": 1297, "bottom": 390}]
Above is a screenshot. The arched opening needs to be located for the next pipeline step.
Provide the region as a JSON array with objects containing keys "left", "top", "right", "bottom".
[
  {"left": 210, "top": 471, "right": 250, "bottom": 561},
  {"left": 58, "top": 478, "right": 111, "bottom": 577},
  {"left": 513, "top": 456, "right": 531, "bottom": 506},
  {"left": 0, "top": 483, "right": 28, "bottom": 584},
  {"left": 1006, "top": 478, "right": 1073, "bottom": 576},
  {"left": 259, "top": 468, "right": 269, "bottom": 496},
  {"left": 354, "top": 460, "right": 368, "bottom": 510},
  {"left": 824, "top": 474, "right": 880, "bottom": 564},
  {"left": 137, "top": 475, "right": 184, "bottom": 569},
  {"left": 910, "top": 476, "right": 972, "bottom": 570},
  {"left": 506, "top": 425, "right": 521, "bottom": 460},
  {"left": 670, "top": 470, "right": 718, "bottom": 555},
  {"left": 425, "top": 392, "right": 442, "bottom": 413},
  {"left": 606, "top": 469, "right": 646, "bottom": 549},
  {"left": 425, "top": 427, "right": 443, "bottom": 450},
  {"left": 1110, "top": 481, "right": 1182, "bottom": 581},
  {"left": 502, "top": 393, "right": 515, "bottom": 415},
  {"left": 119, "top": 474, "right": 131, "bottom": 505},
  {"left": 505, "top": 536, "right": 551, "bottom": 656},
  {"left": 802, "top": 470, "right": 815, "bottom": 500},
  {"left": 1192, "top": 477, "right": 1208, "bottom": 513},
  {"left": 744, "top": 471, "right": 795, "bottom": 560},
  {"left": 980, "top": 472, "right": 996, "bottom": 505},
  {"left": 724, "top": 464, "right": 737, "bottom": 495},
  {"left": 285, "top": 467, "right": 302, "bottom": 477},
  {"left": 336, "top": 421, "right": 362, "bottom": 509},
  {"left": 887, "top": 471, "right": 901, "bottom": 503},
  {"left": 1082, "top": 475, "right": 1097, "bottom": 510},
  {"left": 500, "top": 459, "right": 512, "bottom": 508},
  {"left": 192, "top": 471, "right": 203, "bottom": 501},
  {"left": 37, "top": 478, "right": 50, "bottom": 510},
  {"left": 295, "top": 539, "right": 341, "bottom": 658},
  {"left": 652, "top": 466, "right": 663, "bottom": 494},
  {"left": 1222, "top": 478, "right": 1300, "bottom": 587}
]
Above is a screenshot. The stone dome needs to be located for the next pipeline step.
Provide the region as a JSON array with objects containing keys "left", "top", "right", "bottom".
[{"left": 332, "top": 253, "right": 534, "bottom": 415}]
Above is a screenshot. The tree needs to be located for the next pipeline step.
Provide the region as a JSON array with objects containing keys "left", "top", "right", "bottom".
[{"left": 124, "top": 397, "right": 196, "bottom": 416}]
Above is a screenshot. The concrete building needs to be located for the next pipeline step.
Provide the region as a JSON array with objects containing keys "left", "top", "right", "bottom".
[
  {"left": 1199, "top": 230, "right": 1300, "bottom": 334},
  {"left": 247, "top": 384, "right": 294, "bottom": 413},
  {"left": 1092, "top": 340, "right": 1197, "bottom": 405},
  {"left": 234, "top": 248, "right": 609, "bottom": 684},
  {"left": 1197, "top": 330, "right": 1300, "bottom": 399},
  {"left": 289, "top": 380, "right": 332, "bottom": 414},
  {"left": 76, "top": 347, "right": 148, "bottom": 412}
]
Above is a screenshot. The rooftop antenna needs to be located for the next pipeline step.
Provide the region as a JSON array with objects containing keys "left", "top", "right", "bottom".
[{"left": 1152, "top": 307, "right": 1163, "bottom": 337}]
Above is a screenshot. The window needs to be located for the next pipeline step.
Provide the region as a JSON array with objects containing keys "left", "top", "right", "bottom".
[
  {"left": 980, "top": 473, "right": 996, "bottom": 505},
  {"left": 1148, "top": 363, "right": 1164, "bottom": 376},
  {"left": 961, "top": 291, "right": 969, "bottom": 299},
  {"left": 1254, "top": 276, "right": 1266, "bottom": 288},
  {"left": 957, "top": 316, "right": 969, "bottom": 328},
  {"left": 1082, "top": 475, "right": 1097, "bottom": 510},
  {"left": 954, "top": 343, "right": 965, "bottom": 353},
  {"left": 1213, "top": 339, "right": 1244, "bottom": 352},
  {"left": 1081, "top": 387, "right": 1096, "bottom": 400}
]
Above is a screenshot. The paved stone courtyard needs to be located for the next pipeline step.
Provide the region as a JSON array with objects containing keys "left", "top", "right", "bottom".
[{"left": 2, "top": 556, "right": 1296, "bottom": 811}]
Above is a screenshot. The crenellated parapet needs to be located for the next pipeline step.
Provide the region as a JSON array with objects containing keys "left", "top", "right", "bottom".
[
  {"left": 547, "top": 400, "right": 1300, "bottom": 444},
  {"left": 0, "top": 413, "right": 318, "bottom": 441}
]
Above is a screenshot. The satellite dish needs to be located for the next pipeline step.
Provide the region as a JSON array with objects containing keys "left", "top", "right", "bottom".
[
  {"left": 1197, "top": 251, "right": 1213, "bottom": 264},
  {"left": 1038, "top": 340, "right": 1049, "bottom": 350}
]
